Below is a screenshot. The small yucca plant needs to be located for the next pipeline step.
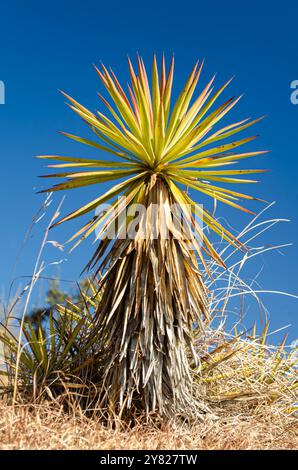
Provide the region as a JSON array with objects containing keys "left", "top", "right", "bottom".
[
  {"left": 38, "top": 55, "right": 267, "bottom": 417},
  {"left": 0, "top": 279, "right": 103, "bottom": 402}
]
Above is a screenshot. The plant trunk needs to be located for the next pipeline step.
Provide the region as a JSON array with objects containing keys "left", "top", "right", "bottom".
[{"left": 88, "top": 176, "right": 208, "bottom": 418}]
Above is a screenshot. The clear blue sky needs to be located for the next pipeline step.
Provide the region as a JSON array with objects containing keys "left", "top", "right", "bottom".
[{"left": 0, "top": 0, "right": 297, "bottom": 342}]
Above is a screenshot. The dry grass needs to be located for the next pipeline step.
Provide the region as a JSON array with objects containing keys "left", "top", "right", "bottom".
[
  {"left": 1, "top": 323, "right": 297, "bottom": 450},
  {"left": 0, "top": 400, "right": 297, "bottom": 450}
]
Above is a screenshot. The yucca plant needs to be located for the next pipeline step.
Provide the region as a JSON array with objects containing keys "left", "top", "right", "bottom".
[
  {"left": 38, "top": 55, "right": 267, "bottom": 418},
  {"left": 0, "top": 279, "right": 102, "bottom": 402}
]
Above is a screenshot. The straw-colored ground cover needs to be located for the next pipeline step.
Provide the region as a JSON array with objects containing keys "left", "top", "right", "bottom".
[{"left": 1, "top": 328, "right": 297, "bottom": 449}]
